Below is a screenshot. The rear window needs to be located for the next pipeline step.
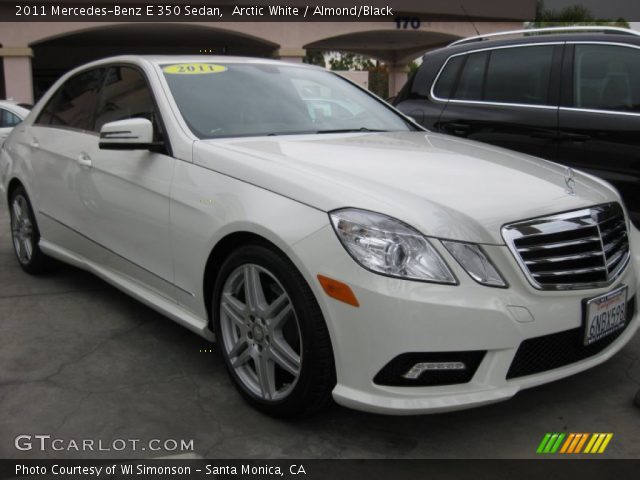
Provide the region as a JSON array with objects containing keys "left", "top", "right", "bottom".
[
  {"left": 432, "top": 55, "right": 464, "bottom": 99},
  {"left": 453, "top": 51, "right": 488, "bottom": 101},
  {"left": 0, "top": 108, "right": 22, "bottom": 127}
]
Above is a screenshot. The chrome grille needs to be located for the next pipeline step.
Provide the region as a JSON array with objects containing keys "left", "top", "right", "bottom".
[{"left": 502, "top": 203, "right": 630, "bottom": 290}]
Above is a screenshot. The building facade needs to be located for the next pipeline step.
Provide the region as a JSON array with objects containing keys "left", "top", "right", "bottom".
[{"left": 0, "top": 1, "right": 536, "bottom": 103}]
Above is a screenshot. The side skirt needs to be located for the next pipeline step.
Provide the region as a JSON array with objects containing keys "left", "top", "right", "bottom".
[{"left": 39, "top": 238, "right": 215, "bottom": 341}]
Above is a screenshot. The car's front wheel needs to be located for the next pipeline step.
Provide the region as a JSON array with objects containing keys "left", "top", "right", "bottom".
[
  {"left": 9, "top": 186, "right": 52, "bottom": 274},
  {"left": 212, "top": 243, "right": 335, "bottom": 417}
]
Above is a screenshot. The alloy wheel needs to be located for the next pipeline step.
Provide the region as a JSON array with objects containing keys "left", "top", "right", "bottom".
[
  {"left": 219, "top": 264, "right": 302, "bottom": 401},
  {"left": 10, "top": 194, "right": 34, "bottom": 265}
]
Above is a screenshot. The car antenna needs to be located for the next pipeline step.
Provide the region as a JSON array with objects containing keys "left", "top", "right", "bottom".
[{"left": 460, "top": 2, "right": 480, "bottom": 35}]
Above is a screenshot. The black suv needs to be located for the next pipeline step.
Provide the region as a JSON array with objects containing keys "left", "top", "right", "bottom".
[{"left": 394, "top": 27, "right": 640, "bottom": 227}]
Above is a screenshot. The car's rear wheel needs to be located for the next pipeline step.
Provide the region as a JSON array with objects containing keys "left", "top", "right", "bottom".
[
  {"left": 9, "top": 186, "right": 52, "bottom": 274},
  {"left": 212, "top": 243, "right": 335, "bottom": 418}
]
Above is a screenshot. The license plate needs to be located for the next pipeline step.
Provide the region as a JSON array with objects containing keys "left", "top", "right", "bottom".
[{"left": 583, "top": 286, "right": 628, "bottom": 346}]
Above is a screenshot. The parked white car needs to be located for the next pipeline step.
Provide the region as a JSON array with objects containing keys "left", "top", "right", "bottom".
[
  {"left": 0, "top": 100, "right": 29, "bottom": 146},
  {"left": 1, "top": 56, "right": 637, "bottom": 417}
]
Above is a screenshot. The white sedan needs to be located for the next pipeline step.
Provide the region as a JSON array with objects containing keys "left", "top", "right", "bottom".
[
  {"left": 0, "top": 100, "right": 29, "bottom": 146},
  {"left": 1, "top": 56, "right": 637, "bottom": 417}
]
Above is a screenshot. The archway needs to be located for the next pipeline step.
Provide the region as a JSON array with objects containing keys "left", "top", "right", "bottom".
[
  {"left": 304, "top": 29, "right": 461, "bottom": 64},
  {"left": 304, "top": 29, "right": 462, "bottom": 96}
]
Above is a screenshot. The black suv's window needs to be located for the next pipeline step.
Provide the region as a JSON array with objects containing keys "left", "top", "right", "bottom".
[
  {"left": 0, "top": 108, "right": 21, "bottom": 127},
  {"left": 573, "top": 44, "right": 640, "bottom": 112},
  {"left": 445, "top": 45, "right": 554, "bottom": 105},
  {"left": 36, "top": 68, "right": 105, "bottom": 131},
  {"left": 432, "top": 55, "right": 464, "bottom": 99},
  {"left": 95, "top": 66, "right": 162, "bottom": 140},
  {"left": 484, "top": 46, "right": 554, "bottom": 105},
  {"left": 453, "top": 51, "right": 488, "bottom": 101}
]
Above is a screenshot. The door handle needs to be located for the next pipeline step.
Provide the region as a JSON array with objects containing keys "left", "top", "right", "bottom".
[
  {"left": 561, "top": 132, "right": 590, "bottom": 143},
  {"left": 29, "top": 138, "right": 39, "bottom": 149},
  {"left": 77, "top": 153, "right": 93, "bottom": 168},
  {"left": 531, "top": 131, "right": 558, "bottom": 140},
  {"left": 445, "top": 122, "right": 471, "bottom": 136}
]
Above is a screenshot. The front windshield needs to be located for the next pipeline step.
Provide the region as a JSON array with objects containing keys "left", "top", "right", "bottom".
[{"left": 161, "top": 62, "right": 414, "bottom": 139}]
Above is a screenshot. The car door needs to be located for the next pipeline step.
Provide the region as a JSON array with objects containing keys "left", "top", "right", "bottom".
[
  {"left": 76, "top": 65, "right": 177, "bottom": 300},
  {"left": 28, "top": 68, "right": 105, "bottom": 244},
  {"left": 558, "top": 42, "right": 640, "bottom": 228},
  {"left": 436, "top": 44, "right": 562, "bottom": 161}
]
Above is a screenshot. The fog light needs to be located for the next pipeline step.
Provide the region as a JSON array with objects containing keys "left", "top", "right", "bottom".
[{"left": 402, "top": 362, "right": 466, "bottom": 379}]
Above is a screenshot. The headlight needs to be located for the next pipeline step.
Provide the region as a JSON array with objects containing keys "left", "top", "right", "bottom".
[
  {"left": 329, "top": 209, "right": 457, "bottom": 284},
  {"left": 442, "top": 241, "right": 507, "bottom": 288}
]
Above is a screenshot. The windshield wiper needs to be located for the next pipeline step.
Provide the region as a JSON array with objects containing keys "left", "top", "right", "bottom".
[{"left": 315, "top": 127, "right": 390, "bottom": 134}]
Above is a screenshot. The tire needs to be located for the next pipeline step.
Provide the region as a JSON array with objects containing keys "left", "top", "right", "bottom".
[
  {"left": 212, "top": 243, "right": 335, "bottom": 418},
  {"left": 9, "top": 186, "right": 52, "bottom": 274}
]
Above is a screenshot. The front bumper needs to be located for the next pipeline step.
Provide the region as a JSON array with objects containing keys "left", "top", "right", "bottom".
[{"left": 289, "top": 225, "right": 640, "bottom": 415}]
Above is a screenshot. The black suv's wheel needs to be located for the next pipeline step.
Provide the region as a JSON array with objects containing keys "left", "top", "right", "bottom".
[
  {"left": 212, "top": 243, "right": 335, "bottom": 418},
  {"left": 9, "top": 186, "right": 52, "bottom": 274}
]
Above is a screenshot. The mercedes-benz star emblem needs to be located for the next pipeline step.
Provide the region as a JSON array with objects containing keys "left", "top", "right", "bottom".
[{"left": 564, "top": 167, "right": 576, "bottom": 196}]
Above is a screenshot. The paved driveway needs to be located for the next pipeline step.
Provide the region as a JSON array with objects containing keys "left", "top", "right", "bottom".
[{"left": 0, "top": 202, "right": 638, "bottom": 459}]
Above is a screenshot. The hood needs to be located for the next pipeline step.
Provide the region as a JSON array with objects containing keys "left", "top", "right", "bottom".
[{"left": 194, "top": 132, "right": 618, "bottom": 244}]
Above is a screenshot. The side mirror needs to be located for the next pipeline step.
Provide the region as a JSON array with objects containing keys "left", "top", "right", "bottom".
[{"left": 99, "top": 118, "right": 164, "bottom": 152}]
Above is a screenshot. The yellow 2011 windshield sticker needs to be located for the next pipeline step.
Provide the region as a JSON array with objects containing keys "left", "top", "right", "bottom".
[{"left": 163, "top": 63, "right": 228, "bottom": 74}]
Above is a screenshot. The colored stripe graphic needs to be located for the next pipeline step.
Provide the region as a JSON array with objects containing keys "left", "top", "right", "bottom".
[
  {"left": 537, "top": 433, "right": 565, "bottom": 453},
  {"left": 584, "top": 434, "right": 614, "bottom": 454},
  {"left": 584, "top": 434, "right": 599, "bottom": 453},
  {"left": 574, "top": 433, "right": 589, "bottom": 453},
  {"left": 537, "top": 434, "right": 552, "bottom": 454},
  {"left": 598, "top": 434, "right": 613, "bottom": 453},
  {"left": 560, "top": 433, "right": 575, "bottom": 453},
  {"left": 538, "top": 433, "right": 613, "bottom": 454}
]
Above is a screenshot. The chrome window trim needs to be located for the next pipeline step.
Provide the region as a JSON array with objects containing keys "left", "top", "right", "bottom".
[
  {"left": 448, "top": 26, "right": 640, "bottom": 47},
  {"left": 501, "top": 204, "right": 631, "bottom": 291},
  {"left": 567, "top": 40, "right": 640, "bottom": 48},
  {"left": 440, "top": 99, "right": 558, "bottom": 110},
  {"left": 559, "top": 107, "right": 640, "bottom": 117},
  {"left": 429, "top": 42, "right": 563, "bottom": 108},
  {"left": 431, "top": 40, "right": 640, "bottom": 114}
]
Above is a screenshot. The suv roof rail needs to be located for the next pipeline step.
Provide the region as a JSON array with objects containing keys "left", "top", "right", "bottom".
[{"left": 448, "top": 26, "right": 640, "bottom": 47}]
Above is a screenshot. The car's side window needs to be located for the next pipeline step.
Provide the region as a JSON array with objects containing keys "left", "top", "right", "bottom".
[
  {"left": 432, "top": 55, "right": 465, "bottom": 99},
  {"left": 572, "top": 44, "right": 640, "bottom": 113},
  {"left": 445, "top": 46, "right": 555, "bottom": 106},
  {"left": 95, "top": 66, "right": 163, "bottom": 141},
  {"left": 453, "top": 51, "right": 488, "bottom": 101},
  {"left": 0, "top": 108, "right": 21, "bottom": 127},
  {"left": 483, "top": 46, "right": 554, "bottom": 105},
  {"left": 35, "top": 68, "right": 105, "bottom": 131}
]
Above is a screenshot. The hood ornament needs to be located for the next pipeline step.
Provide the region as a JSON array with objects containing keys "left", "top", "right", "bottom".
[{"left": 564, "top": 167, "right": 576, "bottom": 196}]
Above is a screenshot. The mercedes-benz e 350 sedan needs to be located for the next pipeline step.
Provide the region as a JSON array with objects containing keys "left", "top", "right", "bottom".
[{"left": 1, "top": 56, "right": 637, "bottom": 417}]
